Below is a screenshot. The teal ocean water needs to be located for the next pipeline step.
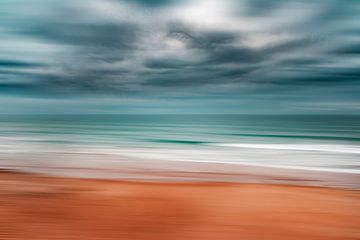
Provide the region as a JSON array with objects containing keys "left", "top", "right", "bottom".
[{"left": 0, "top": 114, "right": 359, "bottom": 174}]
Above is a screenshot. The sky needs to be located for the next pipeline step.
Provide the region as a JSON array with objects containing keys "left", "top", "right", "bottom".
[{"left": 0, "top": 0, "right": 359, "bottom": 114}]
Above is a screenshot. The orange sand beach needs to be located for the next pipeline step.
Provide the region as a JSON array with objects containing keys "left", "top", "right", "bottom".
[{"left": 0, "top": 170, "right": 359, "bottom": 240}]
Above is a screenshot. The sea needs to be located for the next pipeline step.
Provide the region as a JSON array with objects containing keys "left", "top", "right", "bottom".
[{"left": 0, "top": 114, "right": 359, "bottom": 176}]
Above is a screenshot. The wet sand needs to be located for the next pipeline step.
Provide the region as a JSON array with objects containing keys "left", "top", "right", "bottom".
[{"left": 0, "top": 170, "right": 359, "bottom": 240}]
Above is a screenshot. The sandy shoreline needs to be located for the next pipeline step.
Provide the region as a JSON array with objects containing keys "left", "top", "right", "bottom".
[
  {"left": 1, "top": 151, "right": 360, "bottom": 189},
  {"left": 0, "top": 170, "right": 359, "bottom": 240},
  {"left": 0, "top": 151, "right": 360, "bottom": 190}
]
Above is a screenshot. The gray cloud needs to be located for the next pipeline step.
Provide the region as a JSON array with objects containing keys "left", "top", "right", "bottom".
[
  {"left": 0, "top": 59, "right": 44, "bottom": 68},
  {"left": 0, "top": 0, "right": 359, "bottom": 113}
]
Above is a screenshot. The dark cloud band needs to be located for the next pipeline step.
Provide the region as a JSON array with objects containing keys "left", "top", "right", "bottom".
[{"left": 0, "top": 0, "right": 359, "bottom": 113}]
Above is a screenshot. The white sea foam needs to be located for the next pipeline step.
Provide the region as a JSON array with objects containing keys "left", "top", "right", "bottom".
[{"left": 212, "top": 143, "right": 360, "bottom": 154}]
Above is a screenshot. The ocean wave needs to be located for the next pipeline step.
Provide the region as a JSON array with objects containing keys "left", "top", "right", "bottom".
[
  {"left": 146, "top": 139, "right": 210, "bottom": 145},
  {"left": 223, "top": 133, "right": 360, "bottom": 142},
  {"left": 212, "top": 143, "right": 360, "bottom": 154}
]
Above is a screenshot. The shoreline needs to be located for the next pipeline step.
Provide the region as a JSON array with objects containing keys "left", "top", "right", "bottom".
[
  {"left": 0, "top": 170, "right": 359, "bottom": 240},
  {"left": 1, "top": 151, "right": 359, "bottom": 189}
]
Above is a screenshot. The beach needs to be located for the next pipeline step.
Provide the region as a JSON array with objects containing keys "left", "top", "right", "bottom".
[
  {"left": 1, "top": 170, "right": 359, "bottom": 240},
  {"left": 2, "top": 0, "right": 360, "bottom": 238},
  {"left": 0, "top": 115, "right": 359, "bottom": 239}
]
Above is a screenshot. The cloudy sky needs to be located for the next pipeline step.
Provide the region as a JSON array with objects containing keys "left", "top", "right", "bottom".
[{"left": 0, "top": 0, "right": 359, "bottom": 114}]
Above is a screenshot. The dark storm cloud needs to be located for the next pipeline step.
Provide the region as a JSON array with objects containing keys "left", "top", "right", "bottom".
[
  {"left": 243, "top": 0, "right": 286, "bottom": 16},
  {"left": 22, "top": 22, "right": 138, "bottom": 50},
  {"left": 0, "top": 59, "right": 44, "bottom": 68},
  {"left": 145, "top": 59, "right": 190, "bottom": 69},
  {"left": 333, "top": 44, "right": 360, "bottom": 55},
  {"left": 206, "top": 47, "right": 263, "bottom": 64},
  {"left": 130, "top": 0, "right": 175, "bottom": 7},
  {"left": 0, "top": 0, "right": 360, "bottom": 113},
  {"left": 167, "top": 27, "right": 238, "bottom": 50}
]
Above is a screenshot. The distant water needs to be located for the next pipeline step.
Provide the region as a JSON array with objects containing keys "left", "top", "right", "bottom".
[{"left": 0, "top": 114, "right": 359, "bottom": 174}]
